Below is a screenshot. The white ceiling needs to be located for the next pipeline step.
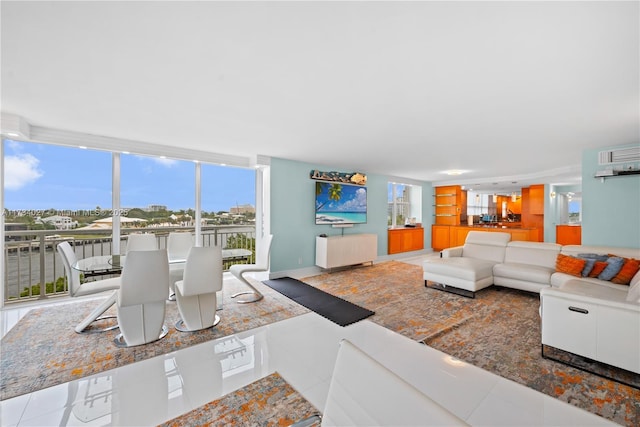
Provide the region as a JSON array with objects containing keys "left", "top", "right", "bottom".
[{"left": 1, "top": 1, "right": 638, "bottom": 194}]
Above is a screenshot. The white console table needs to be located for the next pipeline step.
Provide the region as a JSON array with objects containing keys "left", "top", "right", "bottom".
[{"left": 316, "top": 234, "right": 377, "bottom": 270}]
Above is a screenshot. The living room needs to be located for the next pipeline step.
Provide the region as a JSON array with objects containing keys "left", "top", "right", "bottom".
[{"left": 1, "top": 1, "right": 639, "bottom": 426}]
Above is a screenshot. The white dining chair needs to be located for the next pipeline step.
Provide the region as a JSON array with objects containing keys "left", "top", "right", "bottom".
[
  {"left": 174, "top": 246, "right": 223, "bottom": 332},
  {"left": 125, "top": 233, "right": 158, "bottom": 253},
  {"left": 167, "top": 232, "right": 195, "bottom": 300},
  {"left": 114, "top": 249, "right": 170, "bottom": 347},
  {"left": 57, "top": 241, "right": 121, "bottom": 333},
  {"left": 229, "top": 234, "right": 273, "bottom": 303}
]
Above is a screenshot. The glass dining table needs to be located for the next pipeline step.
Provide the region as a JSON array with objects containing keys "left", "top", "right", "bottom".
[{"left": 71, "top": 248, "right": 252, "bottom": 277}]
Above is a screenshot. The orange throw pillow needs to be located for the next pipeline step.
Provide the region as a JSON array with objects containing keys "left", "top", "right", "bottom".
[
  {"left": 588, "top": 261, "right": 608, "bottom": 278},
  {"left": 556, "top": 254, "right": 586, "bottom": 277},
  {"left": 611, "top": 258, "right": 640, "bottom": 285}
]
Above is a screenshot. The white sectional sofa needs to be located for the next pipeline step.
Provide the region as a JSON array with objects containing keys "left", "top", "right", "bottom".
[
  {"left": 423, "top": 231, "right": 640, "bottom": 374},
  {"left": 423, "top": 231, "right": 563, "bottom": 297}
]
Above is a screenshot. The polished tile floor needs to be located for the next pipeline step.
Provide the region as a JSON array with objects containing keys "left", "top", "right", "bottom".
[{"left": 1, "top": 270, "right": 616, "bottom": 426}]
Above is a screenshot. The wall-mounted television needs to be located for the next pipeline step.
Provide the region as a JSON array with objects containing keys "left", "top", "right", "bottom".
[{"left": 315, "top": 181, "right": 367, "bottom": 225}]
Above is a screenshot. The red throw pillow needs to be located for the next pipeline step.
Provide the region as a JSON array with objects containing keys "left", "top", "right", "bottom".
[
  {"left": 555, "top": 254, "right": 586, "bottom": 277},
  {"left": 588, "top": 261, "right": 608, "bottom": 278},
  {"left": 611, "top": 258, "right": 640, "bottom": 285}
]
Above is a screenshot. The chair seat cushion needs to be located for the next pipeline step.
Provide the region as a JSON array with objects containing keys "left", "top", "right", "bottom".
[
  {"left": 493, "top": 262, "right": 554, "bottom": 284},
  {"left": 75, "top": 277, "right": 120, "bottom": 297},
  {"left": 423, "top": 258, "right": 496, "bottom": 281}
]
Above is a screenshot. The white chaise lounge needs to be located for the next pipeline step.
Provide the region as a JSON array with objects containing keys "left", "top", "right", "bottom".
[{"left": 423, "top": 231, "right": 510, "bottom": 297}]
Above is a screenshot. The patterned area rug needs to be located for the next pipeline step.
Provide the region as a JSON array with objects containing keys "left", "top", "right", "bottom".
[
  {"left": 158, "top": 372, "right": 320, "bottom": 427},
  {"left": 0, "top": 279, "right": 308, "bottom": 401},
  {"left": 303, "top": 261, "right": 640, "bottom": 427}
]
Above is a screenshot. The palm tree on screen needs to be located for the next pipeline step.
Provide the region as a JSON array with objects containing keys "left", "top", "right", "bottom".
[{"left": 315, "top": 182, "right": 343, "bottom": 211}]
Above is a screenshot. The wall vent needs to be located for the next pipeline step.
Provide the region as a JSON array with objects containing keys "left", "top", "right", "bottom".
[{"left": 598, "top": 146, "right": 640, "bottom": 165}]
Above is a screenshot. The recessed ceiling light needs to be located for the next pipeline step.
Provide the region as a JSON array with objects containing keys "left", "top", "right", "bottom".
[
  {"left": 444, "top": 170, "right": 465, "bottom": 176},
  {"left": 5, "top": 132, "right": 20, "bottom": 137}
]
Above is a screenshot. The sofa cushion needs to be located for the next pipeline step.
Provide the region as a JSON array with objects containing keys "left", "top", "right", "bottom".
[
  {"left": 561, "top": 245, "right": 640, "bottom": 261},
  {"left": 578, "top": 253, "right": 609, "bottom": 261},
  {"left": 576, "top": 253, "right": 608, "bottom": 277},
  {"left": 555, "top": 254, "right": 586, "bottom": 277},
  {"left": 578, "top": 257, "right": 596, "bottom": 276},
  {"left": 588, "top": 261, "right": 608, "bottom": 277},
  {"left": 556, "top": 280, "right": 635, "bottom": 308},
  {"left": 550, "top": 271, "right": 632, "bottom": 292},
  {"left": 423, "top": 257, "right": 496, "bottom": 282},
  {"left": 611, "top": 258, "right": 640, "bottom": 285},
  {"left": 461, "top": 231, "right": 510, "bottom": 263},
  {"left": 598, "top": 256, "right": 625, "bottom": 281},
  {"left": 503, "top": 241, "right": 561, "bottom": 269},
  {"left": 493, "top": 262, "right": 554, "bottom": 284}
]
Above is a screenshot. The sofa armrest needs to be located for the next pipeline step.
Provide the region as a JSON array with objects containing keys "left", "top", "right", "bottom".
[{"left": 442, "top": 246, "right": 463, "bottom": 258}]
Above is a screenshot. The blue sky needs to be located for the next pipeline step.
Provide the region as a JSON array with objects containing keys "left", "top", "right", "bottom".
[
  {"left": 316, "top": 183, "right": 367, "bottom": 213},
  {"left": 3, "top": 139, "right": 255, "bottom": 213}
]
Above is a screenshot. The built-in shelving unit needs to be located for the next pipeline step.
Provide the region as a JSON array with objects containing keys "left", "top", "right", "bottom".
[{"left": 433, "top": 185, "right": 464, "bottom": 225}]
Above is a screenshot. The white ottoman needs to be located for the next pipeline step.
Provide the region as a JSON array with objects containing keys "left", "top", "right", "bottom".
[{"left": 423, "top": 257, "right": 497, "bottom": 298}]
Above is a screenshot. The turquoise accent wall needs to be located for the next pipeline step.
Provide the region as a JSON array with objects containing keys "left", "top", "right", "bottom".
[
  {"left": 270, "top": 157, "right": 432, "bottom": 273},
  {"left": 582, "top": 144, "right": 640, "bottom": 248}
]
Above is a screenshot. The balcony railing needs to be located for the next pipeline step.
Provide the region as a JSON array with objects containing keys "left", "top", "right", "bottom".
[{"left": 3, "top": 225, "right": 256, "bottom": 305}]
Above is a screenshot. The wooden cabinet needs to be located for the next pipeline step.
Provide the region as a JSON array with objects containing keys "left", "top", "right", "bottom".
[
  {"left": 433, "top": 226, "right": 539, "bottom": 248},
  {"left": 521, "top": 184, "right": 544, "bottom": 242},
  {"left": 529, "top": 184, "right": 545, "bottom": 215},
  {"left": 388, "top": 227, "right": 424, "bottom": 254},
  {"left": 556, "top": 225, "right": 581, "bottom": 245},
  {"left": 431, "top": 225, "right": 451, "bottom": 251},
  {"left": 434, "top": 185, "right": 463, "bottom": 225}
]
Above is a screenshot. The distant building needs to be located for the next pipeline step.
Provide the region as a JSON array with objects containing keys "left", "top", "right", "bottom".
[
  {"left": 229, "top": 204, "right": 255, "bottom": 215},
  {"left": 146, "top": 204, "right": 167, "bottom": 212},
  {"left": 40, "top": 215, "right": 78, "bottom": 230}
]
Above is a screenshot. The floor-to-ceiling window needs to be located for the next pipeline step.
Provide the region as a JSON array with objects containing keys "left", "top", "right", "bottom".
[
  {"left": 2, "top": 138, "right": 256, "bottom": 303},
  {"left": 120, "top": 153, "right": 196, "bottom": 229},
  {"left": 201, "top": 163, "right": 256, "bottom": 258}
]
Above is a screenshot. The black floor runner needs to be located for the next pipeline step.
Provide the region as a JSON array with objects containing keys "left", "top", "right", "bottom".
[{"left": 262, "top": 277, "right": 375, "bottom": 326}]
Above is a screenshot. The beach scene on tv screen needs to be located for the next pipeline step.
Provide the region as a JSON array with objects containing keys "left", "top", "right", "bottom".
[{"left": 315, "top": 182, "right": 367, "bottom": 224}]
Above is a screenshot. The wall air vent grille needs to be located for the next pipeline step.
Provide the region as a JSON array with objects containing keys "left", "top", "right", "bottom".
[{"left": 598, "top": 146, "right": 640, "bottom": 165}]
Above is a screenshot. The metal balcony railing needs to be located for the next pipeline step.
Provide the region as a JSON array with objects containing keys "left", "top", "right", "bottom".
[{"left": 3, "top": 225, "right": 256, "bottom": 305}]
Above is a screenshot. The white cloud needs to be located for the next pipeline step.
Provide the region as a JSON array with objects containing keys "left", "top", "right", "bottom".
[
  {"left": 4, "top": 154, "right": 43, "bottom": 190},
  {"left": 153, "top": 157, "right": 177, "bottom": 167}
]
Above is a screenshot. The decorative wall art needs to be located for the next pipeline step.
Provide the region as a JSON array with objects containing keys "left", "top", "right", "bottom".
[{"left": 310, "top": 170, "right": 367, "bottom": 185}]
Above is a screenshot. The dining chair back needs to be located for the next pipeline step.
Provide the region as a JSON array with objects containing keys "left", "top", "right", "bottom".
[
  {"left": 114, "top": 249, "right": 170, "bottom": 347},
  {"left": 57, "top": 241, "right": 120, "bottom": 333},
  {"left": 175, "top": 246, "right": 223, "bottom": 332},
  {"left": 167, "top": 232, "right": 195, "bottom": 299},
  {"left": 229, "top": 234, "right": 273, "bottom": 303},
  {"left": 167, "top": 232, "right": 194, "bottom": 260},
  {"left": 125, "top": 233, "right": 158, "bottom": 253}
]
